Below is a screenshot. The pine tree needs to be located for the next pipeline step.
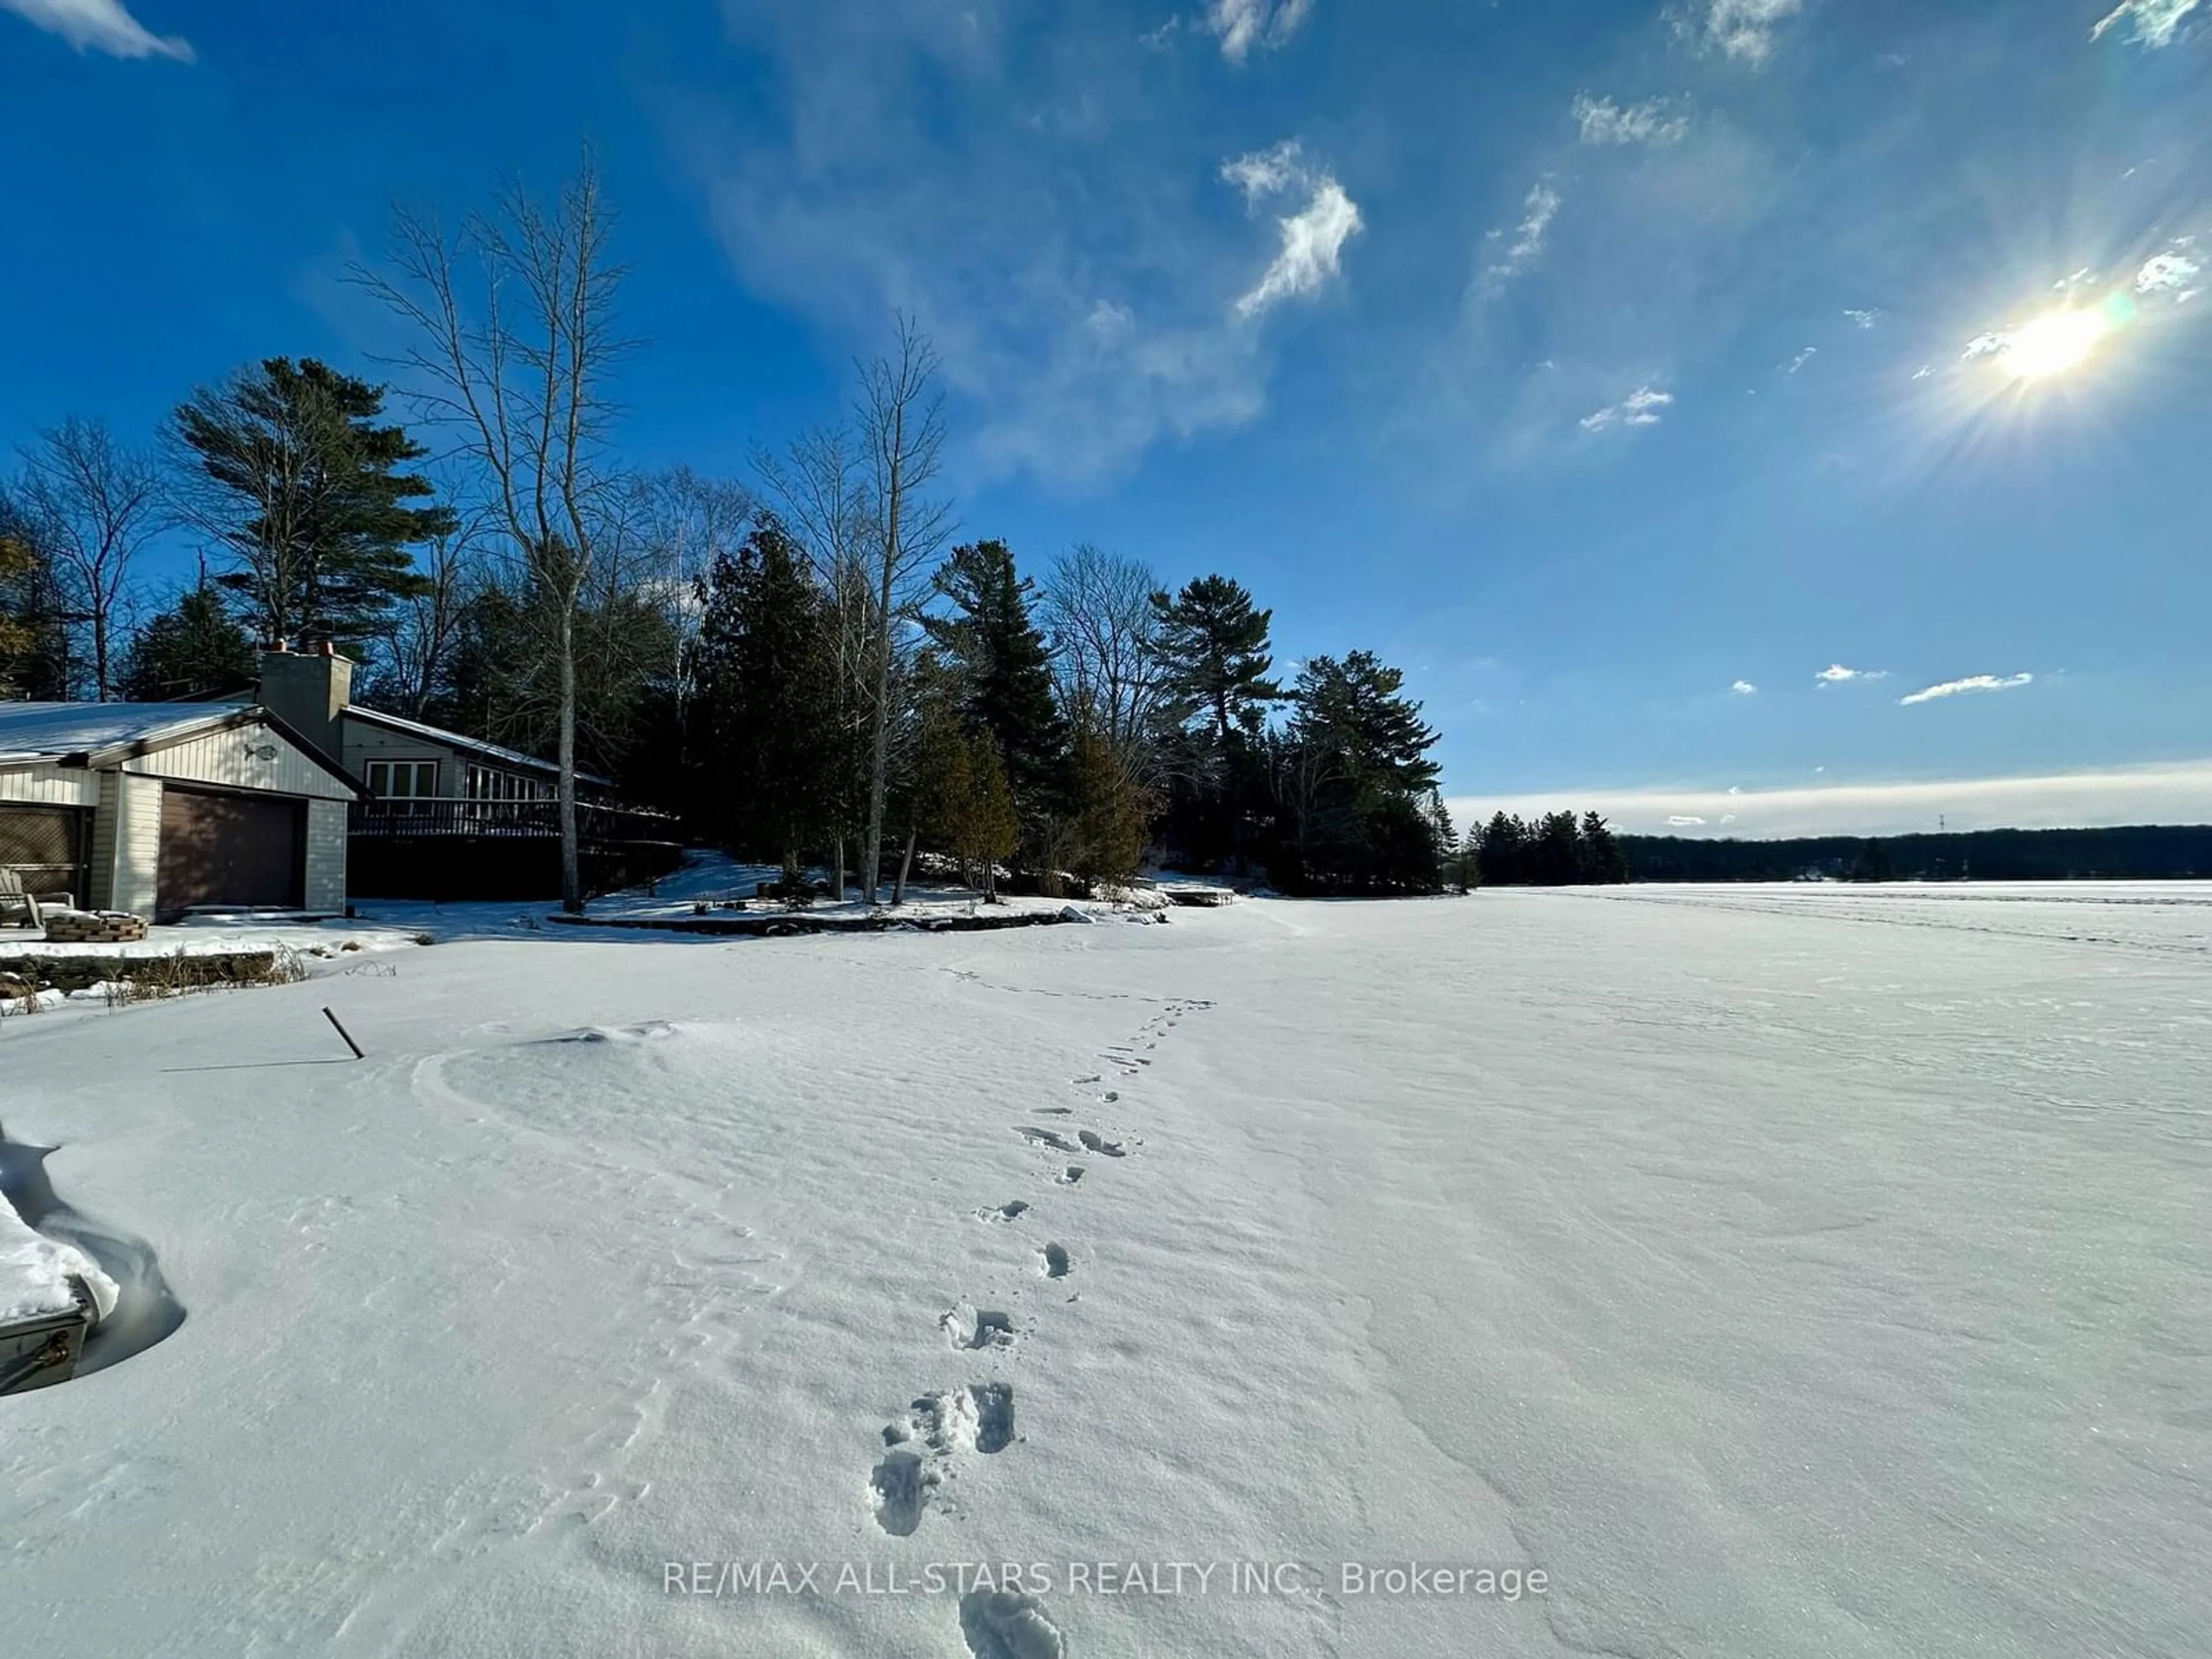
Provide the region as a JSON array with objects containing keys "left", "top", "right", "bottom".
[
  {"left": 692, "top": 519, "right": 839, "bottom": 875},
  {"left": 119, "top": 577, "right": 256, "bottom": 701},
  {"left": 923, "top": 540, "right": 1069, "bottom": 832},
  {"left": 1579, "top": 810, "right": 1628, "bottom": 884},
  {"left": 1149, "top": 574, "right": 1282, "bottom": 873},
  {"left": 1476, "top": 812, "right": 1528, "bottom": 885},
  {"left": 1066, "top": 725, "right": 1152, "bottom": 891},
  {"left": 1271, "top": 652, "right": 1447, "bottom": 893},
  {"left": 170, "top": 358, "right": 453, "bottom": 649}
]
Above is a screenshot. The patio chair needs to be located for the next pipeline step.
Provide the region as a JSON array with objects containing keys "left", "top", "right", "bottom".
[{"left": 1, "top": 867, "right": 70, "bottom": 930}]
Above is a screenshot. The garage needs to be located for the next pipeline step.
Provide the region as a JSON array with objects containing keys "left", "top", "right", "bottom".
[
  {"left": 156, "top": 787, "right": 305, "bottom": 912},
  {"left": 0, "top": 805, "right": 90, "bottom": 910}
]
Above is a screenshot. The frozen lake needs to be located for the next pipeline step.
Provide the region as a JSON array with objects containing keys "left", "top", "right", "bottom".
[{"left": 2, "top": 883, "right": 2205, "bottom": 1657}]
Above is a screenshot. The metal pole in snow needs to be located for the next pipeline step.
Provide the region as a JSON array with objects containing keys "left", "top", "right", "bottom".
[{"left": 322, "top": 1007, "right": 364, "bottom": 1060}]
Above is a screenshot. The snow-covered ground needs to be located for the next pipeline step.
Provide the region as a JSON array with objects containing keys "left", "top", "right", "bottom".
[{"left": 1, "top": 882, "right": 2205, "bottom": 1656}]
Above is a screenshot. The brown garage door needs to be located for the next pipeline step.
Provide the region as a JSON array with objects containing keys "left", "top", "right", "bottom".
[
  {"left": 0, "top": 805, "right": 89, "bottom": 907},
  {"left": 157, "top": 787, "right": 304, "bottom": 913}
]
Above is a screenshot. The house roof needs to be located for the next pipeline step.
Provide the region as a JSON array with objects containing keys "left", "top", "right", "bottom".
[
  {"left": 0, "top": 702, "right": 241, "bottom": 760},
  {"left": 0, "top": 701, "right": 361, "bottom": 795},
  {"left": 340, "top": 704, "right": 615, "bottom": 790}
]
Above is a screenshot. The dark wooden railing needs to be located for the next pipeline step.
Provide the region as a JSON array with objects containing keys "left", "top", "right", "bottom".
[{"left": 348, "top": 798, "right": 678, "bottom": 843}]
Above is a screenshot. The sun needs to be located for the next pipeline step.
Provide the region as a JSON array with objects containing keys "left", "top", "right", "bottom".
[{"left": 2001, "top": 308, "right": 2109, "bottom": 381}]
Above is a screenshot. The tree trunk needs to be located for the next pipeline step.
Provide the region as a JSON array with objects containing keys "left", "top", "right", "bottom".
[
  {"left": 832, "top": 834, "right": 846, "bottom": 902},
  {"left": 558, "top": 603, "right": 582, "bottom": 912},
  {"left": 92, "top": 611, "right": 110, "bottom": 703},
  {"left": 893, "top": 825, "right": 916, "bottom": 906}
]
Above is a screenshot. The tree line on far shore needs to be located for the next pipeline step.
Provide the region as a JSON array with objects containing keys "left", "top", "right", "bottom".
[{"left": 2, "top": 158, "right": 1459, "bottom": 903}]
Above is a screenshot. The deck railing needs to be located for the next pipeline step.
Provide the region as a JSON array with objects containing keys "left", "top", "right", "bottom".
[{"left": 347, "top": 798, "right": 678, "bottom": 842}]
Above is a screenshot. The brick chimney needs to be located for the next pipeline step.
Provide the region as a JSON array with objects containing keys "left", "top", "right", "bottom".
[{"left": 257, "top": 642, "right": 353, "bottom": 766}]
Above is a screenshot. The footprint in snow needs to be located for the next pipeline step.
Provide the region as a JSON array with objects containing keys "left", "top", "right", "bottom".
[
  {"left": 941, "top": 1305, "right": 1017, "bottom": 1350},
  {"left": 975, "top": 1200, "right": 1031, "bottom": 1224},
  {"left": 960, "top": 1589, "right": 1065, "bottom": 1659},
  {"left": 1017, "top": 1126, "right": 1078, "bottom": 1154},
  {"left": 1077, "top": 1130, "right": 1128, "bottom": 1158},
  {"left": 1039, "top": 1243, "right": 1071, "bottom": 1279},
  {"left": 1054, "top": 1165, "right": 1085, "bottom": 1187},
  {"left": 871, "top": 1448, "right": 930, "bottom": 1536}
]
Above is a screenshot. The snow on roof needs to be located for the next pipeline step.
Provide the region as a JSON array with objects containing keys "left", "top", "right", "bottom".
[
  {"left": 341, "top": 704, "right": 614, "bottom": 789},
  {"left": 0, "top": 702, "right": 238, "bottom": 759}
]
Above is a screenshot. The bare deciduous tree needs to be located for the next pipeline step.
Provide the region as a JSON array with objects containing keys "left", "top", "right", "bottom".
[
  {"left": 853, "top": 316, "right": 953, "bottom": 904},
  {"left": 1041, "top": 541, "right": 1167, "bottom": 752},
  {"left": 359, "top": 154, "right": 630, "bottom": 912},
  {"left": 756, "top": 424, "right": 877, "bottom": 899},
  {"left": 373, "top": 495, "right": 488, "bottom": 719},
  {"left": 14, "top": 416, "right": 165, "bottom": 700}
]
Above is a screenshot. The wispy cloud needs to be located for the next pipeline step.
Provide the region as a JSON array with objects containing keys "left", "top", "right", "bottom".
[
  {"left": 1731, "top": 679, "right": 1758, "bottom": 694},
  {"left": 1221, "top": 139, "right": 1309, "bottom": 210},
  {"left": 1580, "top": 385, "right": 1673, "bottom": 431},
  {"left": 1899, "top": 672, "right": 2034, "bottom": 706},
  {"left": 1680, "top": 0, "right": 1805, "bottom": 65},
  {"left": 1234, "top": 163, "right": 1363, "bottom": 319},
  {"left": 684, "top": 0, "right": 1286, "bottom": 488},
  {"left": 0, "top": 0, "right": 192, "bottom": 60},
  {"left": 1479, "top": 180, "right": 1562, "bottom": 294},
  {"left": 2090, "top": 0, "right": 2202, "bottom": 48},
  {"left": 1816, "top": 663, "right": 1889, "bottom": 684},
  {"left": 1844, "top": 308, "right": 1881, "bottom": 328},
  {"left": 1571, "top": 93, "right": 1691, "bottom": 146},
  {"left": 1666, "top": 815, "right": 1709, "bottom": 827},
  {"left": 1203, "top": 0, "right": 1313, "bottom": 64},
  {"left": 1785, "top": 346, "right": 1817, "bottom": 374}
]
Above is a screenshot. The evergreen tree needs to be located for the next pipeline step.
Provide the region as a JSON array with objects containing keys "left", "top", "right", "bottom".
[
  {"left": 1149, "top": 574, "right": 1283, "bottom": 872},
  {"left": 691, "top": 520, "right": 839, "bottom": 873},
  {"left": 1579, "top": 810, "right": 1628, "bottom": 884},
  {"left": 1476, "top": 812, "right": 1528, "bottom": 886},
  {"left": 169, "top": 358, "right": 453, "bottom": 649},
  {"left": 1531, "top": 810, "right": 1582, "bottom": 884},
  {"left": 1849, "top": 839, "right": 1894, "bottom": 882},
  {"left": 1270, "top": 652, "right": 1447, "bottom": 893},
  {"left": 1066, "top": 725, "right": 1153, "bottom": 891},
  {"left": 119, "top": 577, "right": 257, "bottom": 701},
  {"left": 923, "top": 539, "right": 1069, "bottom": 832}
]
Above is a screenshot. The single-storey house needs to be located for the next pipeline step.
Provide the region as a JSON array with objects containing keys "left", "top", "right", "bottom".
[
  {"left": 0, "top": 701, "right": 357, "bottom": 918},
  {"left": 1, "top": 646, "right": 677, "bottom": 917}
]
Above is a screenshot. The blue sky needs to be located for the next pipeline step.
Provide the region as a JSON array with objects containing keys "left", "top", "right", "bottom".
[{"left": 3, "top": 0, "right": 2209, "bottom": 835}]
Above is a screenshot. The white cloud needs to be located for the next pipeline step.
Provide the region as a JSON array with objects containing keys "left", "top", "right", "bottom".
[
  {"left": 1844, "top": 308, "right": 1881, "bottom": 328},
  {"left": 1480, "top": 181, "right": 1562, "bottom": 293},
  {"left": 2090, "top": 0, "right": 2202, "bottom": 48},
  {"left": 1234, "top": 174, "right": 1363, "bottom": 319},
  {"left": 1730, "top": 679, "right": 1758, "bottom": 695},
  {"left": 1571, "top": 93, "right": 1691, "bottom": 146},
  {"left": 1899, "top": 672, "right": 2034, "bottom": 706},
  {"left": 1203, "top": 0, "right": 1312, "bottom": 63},
  {"left": 1681, "top": 0, "right": 1805, "bottom": 65},
  {"left": 0, "top": 0, "right": 192, "bottom": 59},
  {"left": 2137, "top": 250, "right": 2203, "bottom": 293},
  {"left": 1580, "top": 384, "right": 1673, "bottom": 432},
  {"left": 1816, "top": 663, "right": 1888, "bottom": 684},
  {"left": 685, "top": 1, "right": 1290, "bottom": 489},
  {"left": 1785, "top": 346, "right": 1817, "bottom": 373},
  {"left": 1666, "top": 815, "right": 1709, "bottom": 827},
  {"left": 1728, "top": 785, "right": 1743, "bottom": 796},
  {"left": 1221, "top": 139, "right": 1308, "bottom": 210},
  {"left": 1446, "top": 760, "right": 2212, "bottom": 840}
]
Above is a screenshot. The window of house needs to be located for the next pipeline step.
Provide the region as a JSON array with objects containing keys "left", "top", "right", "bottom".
[{"left": 366, "top": 760, "right": 440, "bottom": 807}]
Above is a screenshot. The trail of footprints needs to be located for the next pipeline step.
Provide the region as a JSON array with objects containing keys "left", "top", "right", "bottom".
[{"left": 869, "top": 995, "right": 1215, "bottom": 1654}]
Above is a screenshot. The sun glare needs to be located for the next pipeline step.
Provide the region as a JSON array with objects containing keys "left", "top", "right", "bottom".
[{"left": 1999, "top": 308, "right": 2109, "bottom": 381}]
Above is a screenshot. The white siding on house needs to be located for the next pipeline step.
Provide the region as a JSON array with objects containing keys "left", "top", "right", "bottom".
[
  {"left": 0, "top": 764, "right": 101, "bottom": 807},
  {"left": 97, "top": 774, "right": 162, "bottom": 916},
  {"left": 304, "top": 798, "right": 349, "bottom": 913},
  {"left": 122, "top": 721, "right": 355, "bottom": 801}
]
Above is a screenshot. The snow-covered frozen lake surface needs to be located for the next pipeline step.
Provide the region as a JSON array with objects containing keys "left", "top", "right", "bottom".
[{"left": 2, "top": 882, "right": 2206, "bottom": 1657}]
